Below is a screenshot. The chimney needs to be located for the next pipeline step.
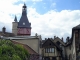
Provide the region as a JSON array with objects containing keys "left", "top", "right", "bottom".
[
  {"left": 45, "top": 38, "right": 47, "bottom": 40},
  {"left": 35, "top": 33, "right": 38, "bottom": 38},
  {"left": 54, "top": 36, "right": 56, "bottom": 39},
  {"left": 66, "top": 36, "right": 69, "bottom": 42},
  {"left": 62, "top": 37, "right": 63, "bottom": 41},
  {"left": 2, "top": 27, "right": 6, "bottom": 33}
]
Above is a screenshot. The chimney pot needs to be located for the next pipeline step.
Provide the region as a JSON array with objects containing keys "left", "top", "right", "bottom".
[
  {"left": 2, "top": 27, "right": 6, "bottom": 33},
  {"left": 54, "top": 36, "right": 56, "bottom": 39}
]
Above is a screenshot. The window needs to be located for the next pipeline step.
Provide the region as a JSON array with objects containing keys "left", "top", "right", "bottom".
[
  {"left": 50, "top": 48, "right": 52, "bottom": 52},
  {"left": 48, "top": 48, "right": 49, "bottom": 53},
  {"left": 45, "top": 48, "right": 54, "bottom": 53},
  {"left": 45, "top": 48, "right": 48, "bottom": 53},
  {"left": 52, "top": 48, "right": 54, "bottom": 53}
]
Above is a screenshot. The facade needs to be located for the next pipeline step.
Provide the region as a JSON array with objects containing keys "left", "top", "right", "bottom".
[
  {"left": 42, "top": 38, "right": 62, "bottom": 60},
  {"left": 0, "top": 3, "right": 80, "bottom": 60}
]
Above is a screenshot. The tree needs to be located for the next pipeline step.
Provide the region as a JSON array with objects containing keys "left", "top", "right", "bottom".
[{"left": 0, "top": 39, "right": 29, "bottom": 60}]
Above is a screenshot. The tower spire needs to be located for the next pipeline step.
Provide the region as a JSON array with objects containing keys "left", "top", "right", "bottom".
[
  {"left": 14, "top": 15, "right": 17, "bottom": 22},
  {"left": 22, "top": 3, "right": 27, "bottom": 16},
  {"left": 23, "top": 2, "right": 26, "bottom": 7},
  {"left": 18, "top": 3, "right": 31, "bottom": 36}
]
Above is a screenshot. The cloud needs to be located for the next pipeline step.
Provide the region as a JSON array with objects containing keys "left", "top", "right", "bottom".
[
  {"left": 21, "top": 0, "right": 42, "bottom": 2},
  {"left": 0, "top": 0, "right": 80, "bottom": 41},
  {"left": 32, "top": 0, "right": 42, "bottom": 2},
  {"left": 0, "top": 22, "right": 12, "bottom": 32},
  {"left": 28, "top": 8, "right": 80, "bottom": 41},
  {"left": 50, "top": 2, "right": 56, "bottom": 8},
  {"left": 0, "top": 0, "right": 26, "bottom": 31}
]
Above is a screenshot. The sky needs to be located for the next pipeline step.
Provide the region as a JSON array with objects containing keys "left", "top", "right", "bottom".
[{"left": 0, "top": 0, "right": 80, "bottom": 41}]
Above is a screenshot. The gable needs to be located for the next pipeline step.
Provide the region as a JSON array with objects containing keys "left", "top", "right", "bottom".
[
  {"left": 53, "top": 37, "right": 65, "bottom": 46},
  {"left": 42, "top": 38, "right": 62, "bottom": 51},
  {"left": 42, "top": 39, "right": 57, "bottom": 48}
]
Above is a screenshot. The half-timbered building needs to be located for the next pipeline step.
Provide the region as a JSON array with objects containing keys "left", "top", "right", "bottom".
[{"left": 42, "top": 38, "right": 62, "bottom": 60}]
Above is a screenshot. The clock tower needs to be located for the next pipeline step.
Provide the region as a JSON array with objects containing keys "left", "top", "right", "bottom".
[{"left": 17, "top": 3, "right": 31, "bottom": 36}]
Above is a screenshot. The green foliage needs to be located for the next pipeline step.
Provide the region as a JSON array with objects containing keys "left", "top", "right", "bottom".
[
  {"left": 12, "top": 54, "right": 21, "bottom": 60},
  {"left": 0, "top": 39, "right": 29, "bottom": 60}
]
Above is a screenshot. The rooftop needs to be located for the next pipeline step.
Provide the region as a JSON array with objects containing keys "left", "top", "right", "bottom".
[{"left": 72, "top": 24, "right": 80, "bottom": 30}]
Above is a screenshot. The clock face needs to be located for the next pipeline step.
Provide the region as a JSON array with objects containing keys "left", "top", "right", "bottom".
[
  {"left": 17, "top": 28, "right": 31, "bottom": 35},
  {"left": 23, "top": 22, "right": 25, "bottom": 25}
]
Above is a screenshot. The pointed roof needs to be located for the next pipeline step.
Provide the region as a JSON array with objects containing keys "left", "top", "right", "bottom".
[
  {"left": 72, "top": 24, "right": 80, "bottom": 30},
  {"left": 53, "top": 37, "right": 65, "bottom": 46},
  {"left": 14, "top": 15, "right": 17, "bottom": 22},
  {"left": 68, "top": 24, "right": 80, "bottom": 46},
  {"left": 42, "top": 38, "right": 62, "bottom": 51},
  {"left": 18, "top": 4, "right": 31, "bottom": 28}
]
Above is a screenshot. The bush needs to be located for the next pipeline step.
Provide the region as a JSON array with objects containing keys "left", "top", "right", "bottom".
[{"left": 0, "top": 39, "right": 29, "bottom": 60}]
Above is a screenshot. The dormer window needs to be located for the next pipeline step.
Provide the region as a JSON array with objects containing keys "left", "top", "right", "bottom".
[{"left": 23, "top": 22, "right": 25, "bottom": 25}]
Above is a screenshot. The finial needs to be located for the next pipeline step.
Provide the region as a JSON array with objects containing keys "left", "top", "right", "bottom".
[
  {"left": 23, "top": 3, "right": 26, "bottom": 8},
  {"left": 14, "top": 15, "right": 17, "bottom": 22},
  {"left": 24, "top": 2, "right": 26, "bottom": 6}
]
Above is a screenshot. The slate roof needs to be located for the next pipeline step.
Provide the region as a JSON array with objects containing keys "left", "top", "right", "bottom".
[
  {"left": 72, "top": 24, "right": 80, "bottom": 30},
  {"left": 14, "top": 15, "right": 17, "bottom": 22},
  {"left": 0, "top": 31, "right": 14, "bottom": 37},
  {"left": 18, "top": 4, "right": 31, "bottom": 28},
  {"left": 18, "top": 16, "right": 31, "bottom": 28}
]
